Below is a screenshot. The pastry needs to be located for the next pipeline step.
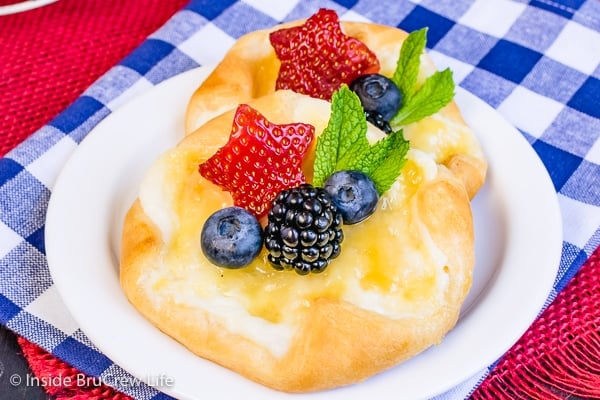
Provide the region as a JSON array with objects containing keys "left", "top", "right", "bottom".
[{"left": 121, "top": 9, "right": 487, "bottom": 393}]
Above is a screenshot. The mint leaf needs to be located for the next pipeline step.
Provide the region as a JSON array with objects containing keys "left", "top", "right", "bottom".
[
  {"left": 369, "top": 130, "right": 409, "bottom": 192},
  {"left": 391, "top": 68, "right": 455, "bottom": 126},
  {"left": 330, "top": 88, "right": 370, "bottom": 171},
  {"left": 313, "top": 86, "right": 409, "bottom": 194},
  {"left": 313, "top": 86, "right": 369, "bottom": 186},
  {"left": 390, "top": 28, "right": 456, "bottom": 127},
  {"left": 392, "top": 27, "right": 427, "bottom": 100}
]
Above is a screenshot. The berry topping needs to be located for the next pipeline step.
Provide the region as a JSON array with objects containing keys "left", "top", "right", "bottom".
[
  {"left": 201, "top": 207, "right": 263, "bottom": 268},
  {"left": 199, "top": 104, "right": 315, "bottom": 218},
  {"left": 269, "top": 8, "right": 380, "bottom": 101},
  {"left": 350, "top": 74, "right": 402, "bottom": 133},
  {"left": 264, "top": 184, "right": 344, "bottom": 275},
  {"left": 324, "top": 170, "right": 379, "bottom": 225}
]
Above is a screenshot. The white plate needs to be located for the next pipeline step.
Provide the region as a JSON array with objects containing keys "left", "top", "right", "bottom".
[{"left": 46, "top": 67, "right": 562, "bottom": 400}]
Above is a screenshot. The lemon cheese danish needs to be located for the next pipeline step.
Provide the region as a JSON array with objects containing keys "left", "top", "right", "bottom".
[{"left": 120, "top": 9, "right": 487, "bottom": 393}]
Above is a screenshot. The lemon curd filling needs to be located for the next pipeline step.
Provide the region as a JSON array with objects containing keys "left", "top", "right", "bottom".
[
  {"left": 404, "top": 110, "right": 483, "bottom": 165},
  {"left": 138, "top": 113, "right": 474, "bottom": 356},
  {"left": 155, "top": 174, "right": 443, "bottom": 316}
]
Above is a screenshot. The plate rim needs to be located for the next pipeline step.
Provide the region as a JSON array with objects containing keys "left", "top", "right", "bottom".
[{"left": 45, "top": 66, "right": 563, "bottom": 400}]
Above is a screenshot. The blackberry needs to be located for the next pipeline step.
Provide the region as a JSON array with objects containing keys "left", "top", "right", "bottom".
[
  {"left": 264, "top": 184, "right": 344, "bottom": 275},
  {"left": 365, "top": 110, "right": 393, "bottom": 134}
]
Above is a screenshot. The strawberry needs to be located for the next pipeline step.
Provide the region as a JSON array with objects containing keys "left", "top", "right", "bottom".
[
  {"left": 269, "top": 8, "right": 380, "bottom": 101},
  {"left": 199, "top": 104, "right": 315, "bottom": 218}
]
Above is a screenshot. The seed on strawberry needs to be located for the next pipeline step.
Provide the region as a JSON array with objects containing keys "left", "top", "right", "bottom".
[
  {"left": 199, "top": 104, "right": 315, "bottom": 218},
  {"left": 269, "top": 8, "right": 380, "bottom": 101}
]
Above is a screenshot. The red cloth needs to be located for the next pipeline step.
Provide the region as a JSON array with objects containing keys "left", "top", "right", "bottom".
[
  {"left": 1, "top": 1, "right": 187, "bottom": 399},
  {"left": 0, "top": 0, "right": 188, "bottom": 157},
  {"left": 0, "top": 0, "right": 32, "bottom": 5},
  {"left": 1, "top": 1, "right": 599, "bottom": 399},
  {"left": 472, "top": 247, "right": 600, "bottom": 399}
]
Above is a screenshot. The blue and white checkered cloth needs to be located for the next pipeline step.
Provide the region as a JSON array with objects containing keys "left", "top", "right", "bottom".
[{"left": 1, "top": 0, "right": 599, "bottom": 399}]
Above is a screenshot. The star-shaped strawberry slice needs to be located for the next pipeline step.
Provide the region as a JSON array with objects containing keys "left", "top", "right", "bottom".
[
  {"left": 269, "top": 8, "right": 380, "bottom": 101},
  {"left": 199, "top": 104, "right": 315, "bottom": 218}
]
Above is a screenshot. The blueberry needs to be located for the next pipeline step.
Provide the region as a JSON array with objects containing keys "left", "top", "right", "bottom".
[
  {"left": 350, "top": 74, "right": 402, "bottom": 122},
  {"left": 200, "top": 206, "right": 263, "bottom": 268},
  {"left": 324, "top": 171, "right": 379, "bottom": 225}
]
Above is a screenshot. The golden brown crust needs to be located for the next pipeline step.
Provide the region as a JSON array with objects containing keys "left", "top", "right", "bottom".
[
  {"left": 121, "top": 19, "right": 487, "bottom": 393},
  {"left": 445, "top": 154, "right": 488, "bottom": 199}
]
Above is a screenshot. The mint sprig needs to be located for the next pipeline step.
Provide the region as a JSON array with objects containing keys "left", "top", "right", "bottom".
[
  {"left": 313, "top": 86, "right": 409, "bottom": 195},
  {"left": 390, "top": 27, "right": 455, "bottom": 126},
  {"left": 392, "top": 27, "right": 426, "bottom": 100}
]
